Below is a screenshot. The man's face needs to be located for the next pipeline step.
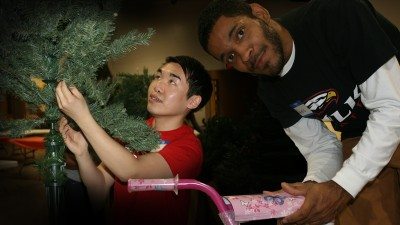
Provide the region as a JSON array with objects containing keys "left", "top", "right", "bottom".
[
  {"left": 207, "top": 15, "right": 284, "bottom": 76},
  {"left": 147, "top": 62, "right": 191, "bottom": 117}
]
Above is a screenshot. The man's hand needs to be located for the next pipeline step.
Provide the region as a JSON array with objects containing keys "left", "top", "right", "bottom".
[
  {"left": 59, "top": 117, "right": 88, "bottom": 157},
  {"left": 281, "top": 180, "right": 352, "bottom": 225},
  {"left": 55, "top": 80, "right": 90, "bottom": 123}
]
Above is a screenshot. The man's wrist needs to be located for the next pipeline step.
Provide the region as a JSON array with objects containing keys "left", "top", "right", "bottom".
[
  {"left": 328, "top": 180, "right": 353, "bottom": 200},
  {"left": 303, "top": 180, "right": 317, "bottom": 183},
  {"left": 332, "top": 165, "right": 369, "bottom": 197}
]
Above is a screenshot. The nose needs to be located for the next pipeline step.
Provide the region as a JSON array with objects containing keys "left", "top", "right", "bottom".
[
  {"left": 234, "top": 43, "right": 253, "bottom": 65},
  {"left": 153, "top": 79, "right": 164, "bottom": 93}
]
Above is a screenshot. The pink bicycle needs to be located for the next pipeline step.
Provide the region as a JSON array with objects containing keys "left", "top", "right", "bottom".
[{"left": 128, "top": 175, "right": 304, "bottom": 225}]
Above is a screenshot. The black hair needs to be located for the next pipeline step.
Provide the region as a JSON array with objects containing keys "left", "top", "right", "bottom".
[
  {"left": 198, "top": 0, "right": 254, "bottom": 53},
  {"left": 165, "top": 56, "right": 212, "bottom": 112}
]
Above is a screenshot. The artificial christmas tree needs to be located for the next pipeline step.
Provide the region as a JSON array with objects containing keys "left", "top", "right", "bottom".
[
  {"left": 111, "top": 69, "right": 153, "bottom": 119},
  {"left": 0, "top": 0, "right": 160, "bottom": 224}
]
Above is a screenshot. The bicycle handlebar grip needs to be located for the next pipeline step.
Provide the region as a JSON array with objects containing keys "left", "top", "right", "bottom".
[
  {"left": 223, "top": 193, "right": 304, "bottom": 221},
  {"left": 127, "top": 175, "right": 179, "bottom": 195}
]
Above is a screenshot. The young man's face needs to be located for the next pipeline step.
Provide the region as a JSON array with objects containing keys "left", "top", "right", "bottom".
[
  {"left": 147, "top": 62, "right": 192, "bottom": 117},
  {"left": 207, "top": 15, "right": 284, "bottom": 76}
]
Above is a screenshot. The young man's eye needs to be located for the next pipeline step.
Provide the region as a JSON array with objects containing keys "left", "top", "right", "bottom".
[
  {"left": 152, "top": 74, "right": 161, "bottom": 80},
  {"left": 169, "top": 79, "right": 177, "bottom": 85}
]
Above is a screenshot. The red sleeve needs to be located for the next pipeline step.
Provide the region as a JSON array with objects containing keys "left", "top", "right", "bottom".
[{"left": 159, "top": 134, "right": 203, "bottom": 178}]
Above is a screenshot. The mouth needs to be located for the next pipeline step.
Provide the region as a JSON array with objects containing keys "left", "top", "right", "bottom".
[{"left": 149, "top": 93, "right": 162, "bottom": 103}]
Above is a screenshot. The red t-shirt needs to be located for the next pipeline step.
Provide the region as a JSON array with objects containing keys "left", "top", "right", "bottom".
[{"left": 112, "top": 117, "right": 203, "bottom": 225}]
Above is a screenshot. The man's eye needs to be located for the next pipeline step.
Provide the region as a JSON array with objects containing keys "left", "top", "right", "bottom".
[
  {"left": 227, "top": 53, "right": 235, "bottom": 63},
  {"left": 237, "top": 28, "right": 244, "bottom": 40},
  {"left": 153, "top": 74, "right": 161, "bottom": 79},
  {"left": 169, "top": 78, "right": 177, "bottom": 85}
]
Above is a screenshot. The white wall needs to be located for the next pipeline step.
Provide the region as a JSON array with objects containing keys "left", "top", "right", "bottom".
[
  {"left": 370, "top": 0, "right": 400, "bottom": 27},
  {"left": 108, "top": 0, "right": 220, "bottom": 76}
]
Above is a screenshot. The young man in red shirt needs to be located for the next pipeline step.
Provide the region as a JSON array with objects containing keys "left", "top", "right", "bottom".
[{"left": 56, "top": 55, "right": 212, "bottom": 225}]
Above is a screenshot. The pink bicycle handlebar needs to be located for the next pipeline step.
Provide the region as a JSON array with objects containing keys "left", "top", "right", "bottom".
[
  {"left": 128, "top": 175, "right": 304, "bottom": 225},
  {"left": 127, "top": 175, "right": 237, "bottom": 225}
]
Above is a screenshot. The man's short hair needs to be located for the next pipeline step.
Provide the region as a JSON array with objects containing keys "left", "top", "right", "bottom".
[
  {"left": 165, "top": 56, "right": 212, "bottom": 112},
  {"left": 198, "top": 0, "right": 253, "bottom": 53}
]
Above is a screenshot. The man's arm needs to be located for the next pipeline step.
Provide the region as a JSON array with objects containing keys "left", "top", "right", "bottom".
[
  {"left": 75, "top": 157, "right": 115, "bottom": 210},
  {"left": 281, "top": 56, "right": 400, "bottom": 224},
  {"left": 55, "top": 81, "right": 173, "bottom": 181},
  {"left": 281, "top": 118, "right": 345, "bottom": 224},
  {"left": 332, "top": 56, "right": 400, "bottom": 197},
  {"left": 59, "top": 117, "right": 114, "bottom": 210},
  {"left": 284, "top": 117, "right": 343, "bottom": 182}
]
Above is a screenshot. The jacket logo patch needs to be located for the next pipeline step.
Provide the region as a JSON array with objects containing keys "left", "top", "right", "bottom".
[{"left": 305, "top": 89, "right": 338, "bottom": 113}]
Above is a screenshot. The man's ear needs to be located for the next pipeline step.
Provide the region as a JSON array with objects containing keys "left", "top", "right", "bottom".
[
  {"left": 249, "top": 3, "right": 271, "bottom": 23},
  {"left": 187, "top": 95, "right": 202, "bottom": 110}
]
